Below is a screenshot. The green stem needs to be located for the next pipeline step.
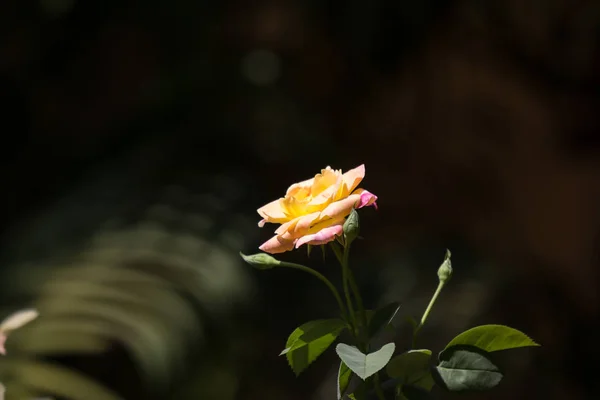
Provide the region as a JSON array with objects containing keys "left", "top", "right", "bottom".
[
  {"left": 342, "top": 260, "right": 358, "bottom": 331},
  {"left": 348, "top": 271, "right": 367, "bottom": 330},
  {"left": 344, "top": 245, "right": 368, "bottom": 344},
  {"left": 412, "top": 280, "right": 445, "bottom": 348},
  {"left": 330, "top": 242, "right": 358, "bottom": 331},
  {"left": 339, "top": 243, "right": 386, "bottom": 400},
  {"left": 279, "top": 261, "right": 348, "bottom": 322}
]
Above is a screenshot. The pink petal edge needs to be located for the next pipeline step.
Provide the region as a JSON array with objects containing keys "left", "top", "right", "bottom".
[
  {"left": 356, "top": 190, "right": 378, "bottom": 209},
  {"left": 295, "top": 224, "right": 344, "bottom": 248},
  {"left": 258, "top": 235, "right": 295, "bottom": 254}
]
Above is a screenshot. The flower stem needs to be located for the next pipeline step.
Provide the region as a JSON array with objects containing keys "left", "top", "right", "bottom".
[
  {"left": 330, "top": 243, "right": 357, "bottom": 330},
  {"left": 342, "top": 262, "right": 358, "bottom": 331},
  {"left": 338, "top": 243, "right": 386, "bottom": 400},
  {"left": 279, "top": 261, "right": 348, "bottom": 322},
  {"left": 412, "top": 280, "right": 445, "bottom": 348},
  {"left": 344, "top": 245, "right": 368, "bottom": 343}
]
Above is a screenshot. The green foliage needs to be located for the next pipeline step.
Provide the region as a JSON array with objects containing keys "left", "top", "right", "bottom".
[
  {"left": 432, "top": 324, "right": 539, "bottom": 394},
  {"left": 335, "top": 343, "right": 395, "bottom": 380},
  {"left": 280, "top": 319, "right": 347, "bottom": 376},
  {"left": 434, "top": 346, "right": 503, "bottom": 392},
  {"left": 245, "top": 203, "right": 543, "bottom": 399},
  {"left": 441, "top": 324, "right": 540, "bottom": 356},
  {"left": 386, "top": 349, "right": 434, "bottom": 391},
  {"left": 337, "top": 361, "right": 352, "bottom": 400}
]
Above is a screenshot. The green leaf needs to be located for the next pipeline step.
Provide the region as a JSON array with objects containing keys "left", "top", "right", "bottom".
[
  {"left": 280, "top": 319, "right": 347, "bottom": 376},
  {"left": 367, "top": 302, "right": 401, "bottom": 339},
  {"left": 433, "top": 345, "right": 503, "bottom": 392},
  {"left": 337, "top": 361, "right": 352, "bottom": 400},
  {"left": 386, "top": 349, "right": 435, "bottom": 391},
  {"left": 442, "top": 324, "right": 540, "bottom": 356},
  {"left": 335, "top": 342, "right": 396, "bottom": 380},
  {"left": 347, "top": 394, "right": 357, "bottom": 400}
]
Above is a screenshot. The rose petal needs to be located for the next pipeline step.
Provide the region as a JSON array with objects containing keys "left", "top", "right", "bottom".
[
  {"left": 275, "top": 218, "right": 297, "bottom": 236},
  {"left": 295, "top": 224, "right": 343, "bottom": 248},
  {"left": 257, "top": 198, "right": 288, "bottom": 225},
  {"left": 319, "top": 193, "right": 362, "bottom": 220},
  {"left": 259, "top": 235, "right": 296, "bottom": 254},
  {"left": 285, "top": 174, "right": 316, "bottom": 197},
  {"left": 353, "top": 189, "right": 378, "bottom": 209},
  {"left": 308, "top": 174, "right": 343, "bottom": 208},
  {"left": 0, "top": 334, "right": 6, "bottom": 355},
  {"left": 275, "top": 211, "right": 320, "bottom": 237},
  {"left": 339, "top": 164, "right": 365, "bottom": 198}
]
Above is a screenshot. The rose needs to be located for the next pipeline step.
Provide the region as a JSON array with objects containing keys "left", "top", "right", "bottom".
[{"left": 256, "top": 164, "right": 378, "bottom": 254}]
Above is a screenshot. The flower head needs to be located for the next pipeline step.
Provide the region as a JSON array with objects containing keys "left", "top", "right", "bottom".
[{"left": 257, "top": 164, "right": 378, "bottom": 253}]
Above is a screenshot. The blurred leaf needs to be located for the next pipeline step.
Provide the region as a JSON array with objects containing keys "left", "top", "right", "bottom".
[
  {"left": 0, "top": 382, "right": 38, "bottom": 399},
  {"left": 335, "top": 343, "right": 395, "bottom": 380},
  {"left": 11, "top": 360, "right": 123, "bottom": 400},
  {"left": 12, "top": 323, "right": 110, "bottom": 355}
]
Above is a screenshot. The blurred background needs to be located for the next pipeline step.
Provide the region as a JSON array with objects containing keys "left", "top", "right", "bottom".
[{"left": 0, "top": 0, "right": 599, "bottom": 399}]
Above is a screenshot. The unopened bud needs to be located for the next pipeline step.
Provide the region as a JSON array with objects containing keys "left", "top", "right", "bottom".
[
  {"left": 437, "top": 249, "right": 453, "bottom": 283},
  {"left": 343, "top": 209, "right": 360, "bottom": 245},
  {"left": 240, "top": 252, "right": 281, "bottom": 270}
]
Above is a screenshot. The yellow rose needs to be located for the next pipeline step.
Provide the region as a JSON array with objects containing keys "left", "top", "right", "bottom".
[{"left": 257, "top": 164, "right": 378, "bottom": 254}]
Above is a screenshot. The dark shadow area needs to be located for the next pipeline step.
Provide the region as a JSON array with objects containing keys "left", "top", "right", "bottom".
[{"left": 0, "top": 0, "right": 598, "bottom": 399}]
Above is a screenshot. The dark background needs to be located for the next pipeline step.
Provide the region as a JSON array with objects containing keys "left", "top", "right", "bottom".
[{"left": 0, "top": 0, "right": 599, "bottom": 399}]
